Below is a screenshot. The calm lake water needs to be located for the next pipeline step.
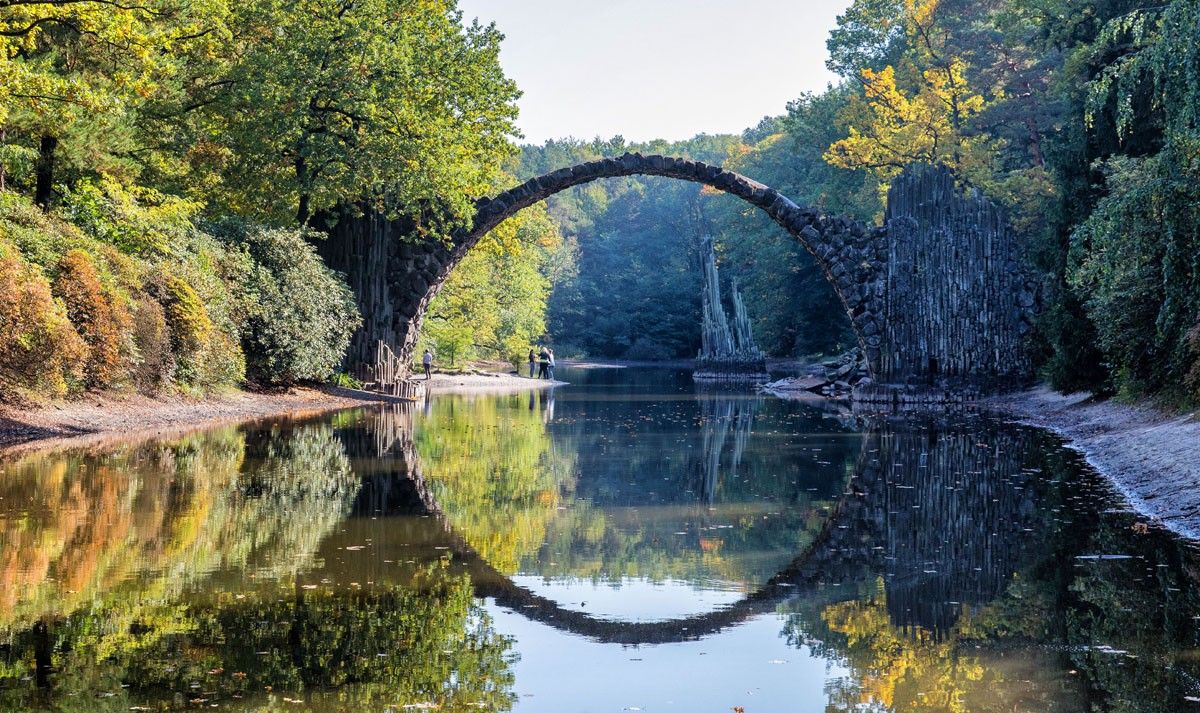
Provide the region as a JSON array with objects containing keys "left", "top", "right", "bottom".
[{"left": 3, "top": 366, "right": 1200, "bottom": 712}]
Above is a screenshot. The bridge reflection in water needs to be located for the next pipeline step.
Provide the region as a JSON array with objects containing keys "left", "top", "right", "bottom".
[
  {"left": 333, "top": 400, "right": 1038, "bottom": 646},
  {"left": 4, "top": 386, "right": 1200, "bottom": 711}
]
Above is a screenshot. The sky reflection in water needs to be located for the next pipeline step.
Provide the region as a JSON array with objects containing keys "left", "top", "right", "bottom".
[{"left": 1, "top": 366, "right": 1200, "bottom": 711}]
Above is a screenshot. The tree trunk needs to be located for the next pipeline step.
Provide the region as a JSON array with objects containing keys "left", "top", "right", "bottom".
[
  {"left": 1025, "top": 116, "right": 1045, "bottom": 167},
  {"left": 33, "top": 619, "right": 52, "bottom": 688},
  {"left": 297, "top": 191, "right": 311, "bottom": 226},
  {"left": 295, "top": 155, "right": 310, "bottom": 225},
  {"left": 34, "top": 135, "right": 57, "bottom": 210}
]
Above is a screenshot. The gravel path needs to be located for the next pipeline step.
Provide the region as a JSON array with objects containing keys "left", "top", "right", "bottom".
[{"left": 988, "top": 386, "right": 1200, "bottom": 540}]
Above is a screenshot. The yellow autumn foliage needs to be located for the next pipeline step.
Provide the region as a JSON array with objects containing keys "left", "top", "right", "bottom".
[{"left": 825, "top": 59, "right": 993, "bottom": 197}]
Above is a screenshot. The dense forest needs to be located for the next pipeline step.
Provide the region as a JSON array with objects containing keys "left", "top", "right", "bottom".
[
  {"left": 0, "top": 0, "right": 522, "bottom": 399},
  {"left": 3, "top": 0, "right": 1200, "bottom": 404}
]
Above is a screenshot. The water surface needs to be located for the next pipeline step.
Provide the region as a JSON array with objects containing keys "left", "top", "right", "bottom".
[{"left": 2, "top": 367, "right": 1200, "bottom": 711}]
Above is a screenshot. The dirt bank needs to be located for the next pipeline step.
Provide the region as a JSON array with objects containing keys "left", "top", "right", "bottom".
[
  {"left": 0, "top": 369, "right": 565, "bottom": 451},
  {"left": 988, "top": 386, "right": 1200, "bottom": 540},
  {"left": 0, "top": 386, "right": 412, "bottom": 451}
]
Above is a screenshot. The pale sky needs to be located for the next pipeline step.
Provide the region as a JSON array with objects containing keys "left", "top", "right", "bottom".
[{"left": 456, "top": 0, "right": 851, "bottom": 144}]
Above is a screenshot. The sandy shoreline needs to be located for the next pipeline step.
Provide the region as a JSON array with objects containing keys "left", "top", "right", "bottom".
[
  {"left": 0, "top": 370, "right": 561, "bottom": 451},
  {"left": 424, "top": 371, "right": 566, "bottom": 392},
  {"left": 987, "top": 386, "right": 1200, "bottom": 540}
]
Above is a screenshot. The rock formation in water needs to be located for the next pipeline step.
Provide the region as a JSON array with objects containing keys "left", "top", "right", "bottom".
[{"left": 695, "top": 235, "right": 768, "bottom": 380}]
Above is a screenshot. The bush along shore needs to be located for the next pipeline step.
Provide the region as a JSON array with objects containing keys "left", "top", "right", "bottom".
[{"left": 0, "top": 184, "right": 360, "bottom": 404}]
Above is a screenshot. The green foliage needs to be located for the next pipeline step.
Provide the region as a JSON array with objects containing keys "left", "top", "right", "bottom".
[
  {"left": 205, "top": 0, "right": 519, "bottom": 227},
  {"left": 0, "top": 0, "right": 232, "bottom": 202},
  {"left": 62, "top": 178, "right": 202, "bottom": 256},
  {"left": 151, "top": 270, "right": 214, "bottom": 382},
  {"left": 328, "top": 371, "right": 364, "bottom": 389},
  {"left": 826, "top": 0, "right": 907, "bottom": 78},
  {"left": 1063, "top": 0, "right": 1200, "bottom": 402},
  {"left": 1187, "top": 321, "right": 1200, "bottom": 397},
  {"left": 0, "top": 189, "right": 142, "bottom": 285},
  {"left": 420, "top": 202, "right": 561, "bottom": 366},
  {"left": 211, "top": 222, "right": 360, "bottom": 385},
  {"left": 1035, "top": 295, "right": 1108, "bottom": 393},
  {"left": 1067, "top": 152, "right": 1200, "bottom": 399}
]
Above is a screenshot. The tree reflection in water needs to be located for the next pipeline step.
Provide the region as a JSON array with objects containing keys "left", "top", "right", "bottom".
[{"left": 0, "top": 418, "right": 516, "bottom": 711}]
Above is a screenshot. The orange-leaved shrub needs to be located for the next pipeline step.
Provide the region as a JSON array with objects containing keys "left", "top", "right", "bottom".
[
  {"left": 52, "top": 249, "right": 131, "bottom": 388},
  {"left": 0, "top": 253, "right": 87, "bottom": 400}
]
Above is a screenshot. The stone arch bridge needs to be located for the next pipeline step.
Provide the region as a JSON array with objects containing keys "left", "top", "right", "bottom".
[{"left": 320, "top": 154, "right": 1038, "bottom": 396}]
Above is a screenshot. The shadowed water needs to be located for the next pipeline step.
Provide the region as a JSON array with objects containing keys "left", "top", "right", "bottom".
[{"left": 1, "top": 367, "right": 1199, "bottom": 711}]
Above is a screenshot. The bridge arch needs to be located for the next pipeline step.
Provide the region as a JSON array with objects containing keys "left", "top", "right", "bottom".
[
  {"left": 348, "top": 406, "right": 1038, "bottom": 645},
  {"left": 452, "top": 470, "right": 882, "bottom": 644},
  {"left": 367, "top": 419, "right": 888, "bottom": 645},
  {"left": 384, "top": 153, "right": 887, "bottom": 377}
]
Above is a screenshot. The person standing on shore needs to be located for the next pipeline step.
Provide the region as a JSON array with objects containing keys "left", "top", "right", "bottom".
[
  {"left": 422, "top": 349, "right": 434, "bottom": 380},
  {"left": 547, "top": 348, "right": 556, "bottom": 381},
  {"left": 528, "top": 348, "right": 537, "bottom": 378},
  {"left": 538, "top": 347, "right": 550, "bottom": 379}
]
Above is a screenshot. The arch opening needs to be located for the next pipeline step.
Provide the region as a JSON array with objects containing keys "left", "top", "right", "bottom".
[{"left": 385, "top": 153, "right": 886, "bottom": 378}]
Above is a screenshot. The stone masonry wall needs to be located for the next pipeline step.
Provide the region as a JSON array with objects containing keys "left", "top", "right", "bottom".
[
  {"left": 315, "top": 209, "right": 454, "bottom": 375},
  {"left": 880, "top": 165, "right": 1038, "bottom": 391}
]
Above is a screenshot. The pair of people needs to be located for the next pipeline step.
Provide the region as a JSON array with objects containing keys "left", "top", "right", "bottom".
[{"left": 527, "top": 346, "right": 555, "bottom": 380}]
